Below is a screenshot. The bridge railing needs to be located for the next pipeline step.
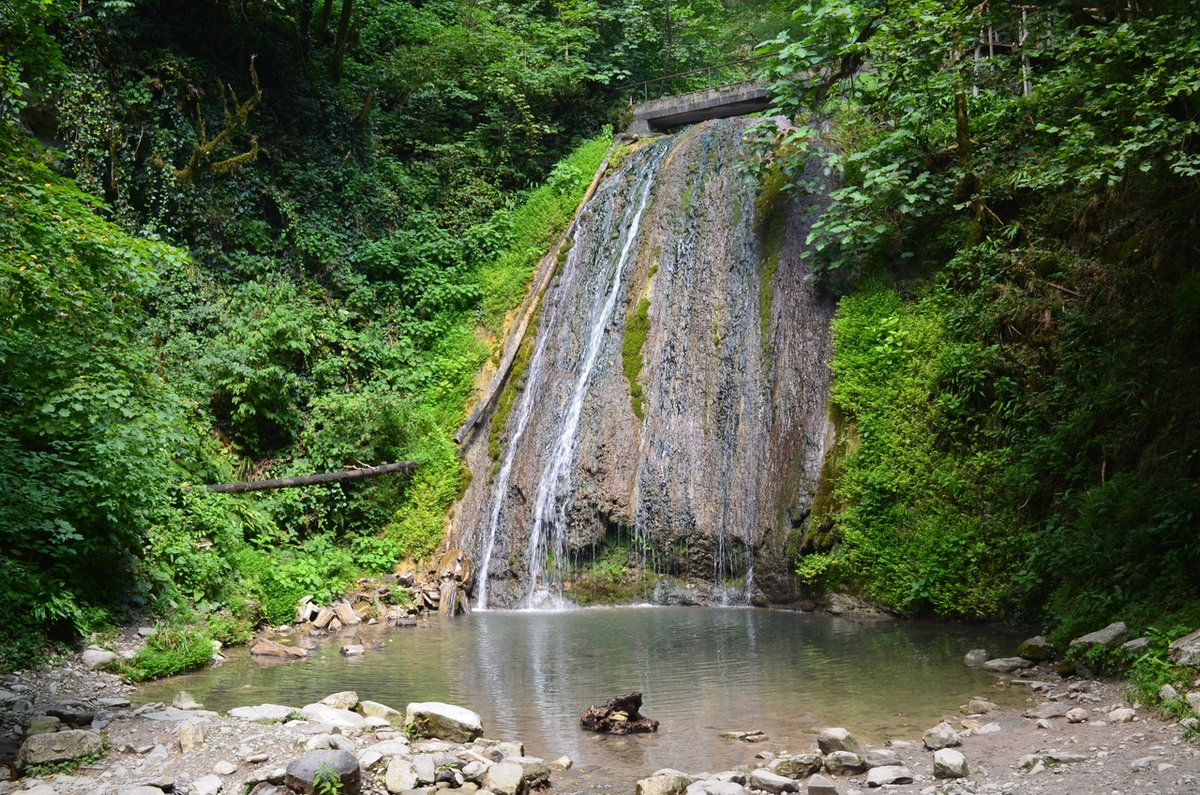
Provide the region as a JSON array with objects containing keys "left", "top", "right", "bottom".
[{"left": 620, "top": 54, "right": 774, "bottom": 105}]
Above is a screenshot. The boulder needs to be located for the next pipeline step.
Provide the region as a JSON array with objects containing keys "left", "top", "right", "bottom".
[
  {"left": 1025, "top": 702, "right": 1071, "bottom": 719},
  {"left": 1107, "top": 707, "right": 1137, "bottom": 723},
  {"left": 747, "top": 770, "right": 799, "bottom": 794},
  {"left": 484, "top": 761, "right": 527, "bottom": 795},
  {"left": 17, "top": 729, "right": 103, "bottom": 767},
  {"left": 922, "top": 722, "right": 960, "bottom": 750},
  {"left": 385, "top": 758, "right": 418, "bottom": 793},
  {"left": 1065, "top": 707, "right": 1090, "bottom": 723},
  {"left": 1159, "top": 684, "right": 1179, "bottom": 702},
  {"left": 862, "top": 749, "right": 900, "bottom": 769},
  {"left": 982, "top": 657, "right": 1035, "bottom": 673},
  {"left": 963, "top": 649, "right": 989, "bottom": 668},
  {"left": 805, "top": 775, "right": 839, "bottom": 795},
  {"left": 507, "top": 756, "right": 551, "bottom": 786},
  {"left": 80, "top": 649, "right": 118, "bottom": 670},
  {"left": 179, "top": 721, "right": 206, "bottom": 752},
  {"left": 1069, "top": 621, "right": 1129, "bottom": 650},
  {"left": 768, "top": 753, "right": 822, "bottom": 779},
  {"left": 685, "top": 781, "right": 748, "bottom": 795},
  {"left": 933, "top": 749, "right": 968, "bottom": 779},
  {"left": 173, "top": 691, "right": 203, "bottom": 710},
  {"left": 822, "top": 751, "right": 865, "bottom": 776},
  {"left": 405, "top": 702, "right": 483, "bottom": 742},
  {"left": 321, "top": 692, "right": 359, "bottom": 711},
  {"left": 284, "top": 750, "right": 362, "bottom": 795},
  {"left": 963, "top": 698, "right": 1000, "bottom": 714},
  {"left": 580, "top": 692, "right": 659, "bottom": 735},
  {"left": 250, "top": 639, "right": 308, "bottom": 659},
  {"left": 1186, "top": 691, "right": 1200, "bottom": 715},
  {"left": 24, "top": 715, "right": 62, "bottom": 736},
  {"left": 189, "top": 775, "right": 223, "bottom": 795},
  {"left": 214, "top": 760, "right": 238, "bottom": 775},
  {"left": 864, "top": 766, "right": 912, "bottom": 788},
  {"left": 635, "top": 769, "right": 697, "bottom": 795},
  {"left": 1121, "top": 637, "right": 1150, "bottom": 653},
  {"left": 359, "top": 700, "right": 402, "bottom": 725},
  {"left": 412, "top": 753, "right": 438, "bottom": 784},
  {"left": 1017, "top": 636, "right": 1055, "bottom": 661},
  {"left": 1168, "top": 627, "right": 1200, "bottom": 666},
  {"left": 816, "top": 727, "right": 860, "bottom": 755},
  {"left": 300, "top": 703, "right": 368, "bottom": 731},
  {"left": 228, "top": 704, "right": 296, "bottom": 723}
]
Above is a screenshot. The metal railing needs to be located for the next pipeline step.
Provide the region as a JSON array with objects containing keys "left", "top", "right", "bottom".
[{"left": 621, "top": 54, "right": 774, "bottom": 105}]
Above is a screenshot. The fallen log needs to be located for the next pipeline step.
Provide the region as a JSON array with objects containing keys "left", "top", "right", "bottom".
[
  {"left": 194, "top": 460, "right": 416, "bottom": 494},
  {"left": 580, "top": 692, "right": 659, "bottom": 734}
]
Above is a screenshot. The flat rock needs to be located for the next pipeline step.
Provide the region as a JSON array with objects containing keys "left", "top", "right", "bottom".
[
  {"left": 865, "top": 766, "right": 912, "bottom": 788},
  {"left": 359, "top": 700, "right": 403, "bottom": 724},
  {"left": 405, "top": 702, "right": 483, "bottom": 742},
  {"left": 1070, "top": 621, "right": 1129, "bottom": 650},
  {"left": 982, "top": 656, "right": 1035, "bottom": 673},
  {"left": 748, "top": 769, "right": 799, "bottom": 794},
  {"left": 1130, "top": 755, "right": 1163, "bottom": 772},
  {"left": 250, "top": 638, "right": 309, "bottom": 658},
  {"left": 816, "top": 727, "right": 860, "bottom": 755},
  {"left": 143, "top": 707, "right": 219, "bottom": 722},
  {"left": 98, "top": 697, "right": 132, "bottom": 708},
  {"left": 685, "top": 781, "right": 748, "bottom": 795},
  {"left": 80, "top": 649, "right": 118, "bottom": 670},
  {"left": 189, "top": 776, "right": 223, "bottom": 795},
  {"left": 805, "top": 775, "right": 838, "bottom": 795},
  {"left": 321, "top": 691, "right": 359, "bottom": 710},
  {"left": 719, "top": 730, "right": 768, "bottom": 742},
  {"left": 862, "top": 749, "right": 900, "bottom": 769},
  {"left": 300, "top": 703, "right": 369, "bottom": 730},
  {"left": 285, "top": 749, "right": 361, "bottom": 795},
  {"left": 922, "top": 722, "right": 960, "bottom": 750},
  {"left": 1025, "top": 702, "right": 1071, "bottom": 719},
  {"left": 229, "top": 704, "right": 296, "bottom": 722},
  {"left": 1168, "top": 627, "right": 1200, "bottom": 666},
  {"left": 17, "top": 729, "right": 104, "bottom": 766},
  {"left": 933, "top": 749, "right": 968, "bottom": 779}
]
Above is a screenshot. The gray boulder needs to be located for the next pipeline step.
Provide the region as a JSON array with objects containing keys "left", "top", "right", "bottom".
[
  {"left": 1070, "top": 621, "right": 1129, "bottom": 650},
  {"left": 964, "top": 698, "right": 1000, "bottom": 714},
  {"left": 1017, "top": 636, "right": 1055, "bottom": 661},
  {"left": 862, "top": 749, "right": 900, "bottom": 769},
  {"left": 1168, "top": 627, "right": 1200, "bottom": 666},
  {"left": 485, "top": 761, "right": 528, "bottom": 795},
  {"left": 359, "top": 700, "right": 403, "bottom": 724},
  {"left": 405, "top": 702, "right": 483, "bottom": 743},
  {"left": 385, "top": 758, "right": 417, "bottom": 792},
  {"left": 320, "top": 691, "right": 359, "bottom": 710},
  {"left": 822, "top": 751, "right": 865, "bottom": 775},
  {"left": 1025, "top": 702, "right": 1071, "bottom": 719},
  {"left": 816, "top": 727, "right": 860, "bottom": 755},
  {"left": 805, "top": 775, "right": 838, "bottom": 795},
  {"left": 17, "top": 729, "right": 103, "bottom": 767},
  {"left": 747, "top": 769, "right": 799, "bottom": 794},
  {"left": 982, "top": 657, "right": 1035, "bottom": 673},
  {"left": 300, "top": 703, "right": 368, "bottom": 731},
  {"left": 507, "top": 756, "right": 551, "bottom": 786},
  {"left": 865, "top": 766, "right": 913, "bottom": 787},
  {"left": 1121, "top": 637, "right": 1150, "bottom": 653},
  {"left": 189, "top": 775, "right": 223, "bottom": 795},
  {"left": 933, "top": 749, "right": 968, "bottom": 779},
  {"left": 922, "top": 722, "right": 960, "bottom": 750},
  {"left": 1186, "top": 691, "right": 1200, "bottom": 715},
  {"left": 635, "top": 769, "right": 697, "bottom": 795},
  {"left": 80, "top": 649, "right": 118, "bottom": 670},
  {"left": 24, "top": 715, "right": 61, "bottom": 736},
  {"left": 284, "top": 749, "right": 361, "bottom": 795},
  {"left": 767, "top": 753, "right": 821, "bottom": 779}
]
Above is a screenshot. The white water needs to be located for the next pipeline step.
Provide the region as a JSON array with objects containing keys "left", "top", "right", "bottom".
[
  {"left": 474, "top": 300, "right": 559, "bottom": 610},
  {"left": 524, "top": 146, "right": 668, "bottom": 608}
]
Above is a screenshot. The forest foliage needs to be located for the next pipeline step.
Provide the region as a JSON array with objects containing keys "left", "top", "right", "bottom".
[{"left": 764, "top": 0, "right": 1200, "bottom": 654}]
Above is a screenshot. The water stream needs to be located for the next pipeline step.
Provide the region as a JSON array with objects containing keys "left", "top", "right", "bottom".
[{"left": 141, "top": 608, "right": 1023, "bottom": 790}]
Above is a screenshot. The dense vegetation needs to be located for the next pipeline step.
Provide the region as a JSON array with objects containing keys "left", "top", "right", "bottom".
[
  {"left": 0, "top": 0, "right": 801, "bottom": 671},
  {"left": 766, "top": 0, "right": 1200, "bottom": 674}
]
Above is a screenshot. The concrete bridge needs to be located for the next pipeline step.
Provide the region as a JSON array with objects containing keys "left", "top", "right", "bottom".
[{"left": 625, "top": 79, "right": 772, "bottom": 134}]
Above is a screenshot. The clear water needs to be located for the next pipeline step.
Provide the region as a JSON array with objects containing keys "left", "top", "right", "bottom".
[{"left": 140, "top": 608, "right": 1021, "bottom": 787}]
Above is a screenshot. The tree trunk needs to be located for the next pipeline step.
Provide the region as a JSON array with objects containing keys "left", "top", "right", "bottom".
[
  {"left": 660, "top": 0, "right": 672, "bottom": 97},
  {"left": 317, "top": 0, "right": 335, "bottom": 37},
  {"left": 195, "top": 460, "right": 416, "bottom": 494},
  {"left": 330, "top": 0, "right": 354, "bottom": 84}
]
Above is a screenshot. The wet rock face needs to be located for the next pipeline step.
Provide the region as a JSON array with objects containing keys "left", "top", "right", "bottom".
[{"left": 456, "top": 118, "right": 834, "bottom": 606}]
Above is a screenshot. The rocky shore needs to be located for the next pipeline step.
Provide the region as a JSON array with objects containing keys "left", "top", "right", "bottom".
[{"left": 1, "top": 622, "right": 1198, "bottom": 795}]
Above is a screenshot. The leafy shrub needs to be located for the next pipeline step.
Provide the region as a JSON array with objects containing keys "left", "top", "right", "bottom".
[{"left": 121, "top": 625, "right": 215, "bottom": 681}]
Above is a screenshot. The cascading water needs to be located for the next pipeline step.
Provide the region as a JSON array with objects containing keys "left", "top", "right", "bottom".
[
  {"left": 523, "top": 143, "right": 670, "bottom": 608},
  {"left": 455, "top": 118, "right": 836, "bottom": 609}
]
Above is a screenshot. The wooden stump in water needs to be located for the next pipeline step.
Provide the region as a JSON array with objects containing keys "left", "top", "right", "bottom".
[{"left": 580, "top": 692, "right": 659, "bottom": 734}]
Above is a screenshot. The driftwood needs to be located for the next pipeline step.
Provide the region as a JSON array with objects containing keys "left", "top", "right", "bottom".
[
  {"left": 580, "top": 692, "right": 659, "bottom": 734},
  {"left": 197, "top": 460, "right": 416, "bottom": 494}
]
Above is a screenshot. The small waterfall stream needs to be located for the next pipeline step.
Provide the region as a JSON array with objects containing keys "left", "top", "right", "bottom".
[{"left": 457, "top": 118, "right": 836, "bottom": 608}]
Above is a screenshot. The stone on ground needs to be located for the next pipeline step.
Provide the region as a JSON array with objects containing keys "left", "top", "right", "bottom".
[
  {"left": 1108, "top": 706, "right": 1137, "bottom": 723},
  {"left": 636, "top": 769, "right": 698, "bottom": 795},
  {"left": 508, "top": 756, "right": 551, "bottom": 785},
  {"left": 17, "top": 729, "right": 103, "bottom": 767},
  {"left": 1186, "top": 691, "right": 1200, "bottom": 715},
  {"left": 822, "top": 751, "right": 865, "bottom": 775},
  {"left": 865, "top": 766, "right": 913, "bottom": 788},
  {"left": 805, "top": 774, "right": 838, "bottom": 795},
  {"left": 24, "top": 715, "right": 61, "bottom": 736},
  {"left": 1168, "top": 627, "right": 1200, "bottom": 666},
  {"left": 1070, "top": 621, "right": 1129, "bottom": 650},
  {"left": 768, "top": 753, "right": 822, "bottom": 779},
  {"left": 385, "top": 758, "right": 418, "bottom": 793},
  {"left": 189, "top": 775, "right": 223, "bottom": 795},
  {"left": 300, "top": 703, "right": 368, "bottom": 730},
  {"left": 359, "top": 700, "right": 402, "bottom": 724},
  {"left": 1017, "top": 635, "right": 1055, "bottom": 660},
  {"left": 484, "top": 761, "right": 527, "bottom": 795},
  {"left": 80, "top": 649, "right": 118, "bottom": 670},
  {"left": 320, "top": 691, "right": 359, "bottom": 710},
  {"left": 964, "top": 698, "right": 1000, "bottom": 714},
  {"left": 405, "top": 702, "right": 483, "bottom": 742},
  {"left": 922, "top": 722, "right": 960, "bottom": 750},
  {"left": 933, "top": 748, "right": 968, "bottom": 779},
  {"left": 862, "top": 749, "right": 900, "bottom": 769},
  {"left": 816, "top": 727, "right": 861, "bottom": 755},
  {"left": 685, "top": 781, "right": 748, "bottom": 795},
  {"left": 1025, "top": 702, "right": 1071, "bottom": 719},
  {"left": 179, "top": 721, "right": 206, "bottom": 752},
  {"left": 228, "top": 704, "right": 296, "bottom": 722},
  {"left": 284, "top": 749, "right": 362, "bottom": 795},
  {"left": 1065, "top": 707, "right": 1089, "bottom": 723},
  {"left": 213, "top": 760, "right": 238, "bottom": 775},
  {"left": 982, "top": 656, "right": 1034, "bottom": 673},
  {"left": 747, "top": 769, "right": 799, "bottom": 793}
]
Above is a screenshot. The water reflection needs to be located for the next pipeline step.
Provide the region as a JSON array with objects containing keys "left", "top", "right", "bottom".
[{"left": 141, "top": 608, "right": 1021, "bottom": 786}]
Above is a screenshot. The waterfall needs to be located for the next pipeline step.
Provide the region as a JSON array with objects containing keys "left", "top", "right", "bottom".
[
  {"left": 455, "top": 118, "right": 835, "bottom": 609},
  {"left": 524, "top": 142, "right": 670, "bottom": 608}
]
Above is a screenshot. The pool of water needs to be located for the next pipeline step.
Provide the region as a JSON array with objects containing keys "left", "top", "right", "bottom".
[{"left": 140, "top": 607, "right": 1022, "bottom": 786}]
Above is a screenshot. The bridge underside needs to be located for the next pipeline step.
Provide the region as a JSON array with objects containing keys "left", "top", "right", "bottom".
[{"left": 626, "top": 81, "right": 771, "bottom": 134}]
